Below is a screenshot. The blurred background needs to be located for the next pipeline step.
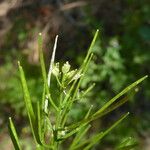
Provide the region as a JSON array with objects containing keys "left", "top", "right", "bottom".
[{"left": 0, "top": 0, "right": 150, "bottom": 149}]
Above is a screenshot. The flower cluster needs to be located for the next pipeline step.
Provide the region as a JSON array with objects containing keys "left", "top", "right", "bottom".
[{"left": 52, "top": 61, "right": 82, "bottom": 87}]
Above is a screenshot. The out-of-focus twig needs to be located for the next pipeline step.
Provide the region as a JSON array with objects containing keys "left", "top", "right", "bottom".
[{"left": 59, "top": 1, "right": 87, "bottom": 11}]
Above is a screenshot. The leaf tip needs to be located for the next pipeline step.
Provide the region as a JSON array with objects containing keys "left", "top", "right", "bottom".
[
  {"left": 56, "top": 35, "right": 59, "bottom": 39},
  {"left": 17, "top": 61, "right": 23, "bottom": 70},
  {"left": 17, "top": 61, "right": 20, "bottom": 66},
  {"left": 141, "top": 75, "right": 148, "bottom": 81}
]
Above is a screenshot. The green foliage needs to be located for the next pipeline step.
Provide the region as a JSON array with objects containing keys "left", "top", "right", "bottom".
[
  {"left": 8, "top": 117, "right": 22, "bottom": 150},
  {"left": 81, "top": 37, "right": 127, "bottom": 102},
  {"left": 0, "top": 1, "right": 148, "bottom": 148},
  {"left": 8, "top": 31, "right": 147, "bottom": 150},
  {"left": 75, "top": 1, "right": 150, "bottom": 142},
  {"left": 0, "top": 57, "right": 42, "bottom": 118},
  {"left": 116, "top": 137, "right": 137, "bottom": 150}
]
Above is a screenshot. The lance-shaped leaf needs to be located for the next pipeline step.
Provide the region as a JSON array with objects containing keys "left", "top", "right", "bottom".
[
  {"left": 81, "top": 29, "right": 99, "bottom": 71},
  {"left": 18, "top": 62, "right": 41, "bottom": 144},
  {"left": 36, "top": 102, "right": 53, "bottom": 149},
  {"left": 8, "top": 117, "right": 22, "bottom": 150},
  {"left": 73, "top": 113, "right": 129, "bottom": 150},
  {"left": 61, "top": 30, "right": 99, "bottom": 126},
  {"left": 116, "top": 137, "right": 138, "bottom": 150},
  {"left": 74, "top": 30, "right": 99, "bottom": 92},
  {"left": 83, "top": 113, "right": 129, "bottom": 150},
  {"left": 66, "top": 75, "right": 148, "bottom": 130},
  {"left": 93, "top": 75, "right": 148, "bottom": 116},
  {"left": 38, "top": 33, "right": 58, "bottom": 111},
  {"left": 69, "top": 106, "right": 93, "bottom": 149}
]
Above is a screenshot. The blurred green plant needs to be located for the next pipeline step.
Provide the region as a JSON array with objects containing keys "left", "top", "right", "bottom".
[
  {"left": 0, "top": 53, "right": 42, "bottom": 123},
  {"left": 73, "top": 1, "right": 150, "bottom": 144},
  {"left": 80, "top": 37, "right": 127, "bottom": 101},
  {"left": 8, "top": 30, "right": 147, "bottom": 150},
  {"left": 0, "top": 1, "right": 149, "bottom": 148}
]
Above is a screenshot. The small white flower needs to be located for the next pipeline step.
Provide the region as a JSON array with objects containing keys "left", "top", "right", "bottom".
[
  {"left": 72, "top": 72, "right": 83, "bottom": 80},
  {"left": 66, "top": 69, "right": 77, "bottom": 79},
  {"left": 52, "top": 63, "right": 60, "bottom": 76},
  {"left": 62, "top": 61, "right": 70, "bottom": 74},
  {"left": 57, "top": 130, "right": 67, "bottom": 138},
  {"left": 60, "top": 130, "right": 66, "bottom": 136}
]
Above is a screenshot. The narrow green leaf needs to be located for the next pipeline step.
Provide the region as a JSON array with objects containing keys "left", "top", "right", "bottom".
[
  {"left": 68, "top": 106, "right": 92, "bottom": 149},
  {"left": 116, "top": 137, "right": 138, "bottom": 150},
  {"left": 82, "top": 113, "right": 129, "bottom": 150},
  {"left": 60, "top": 30, "right": 99, "bottom": 127},
  {"left": 61, "top": 128, "right": 81, "bottom": 140},
  {"left": 38, "top": 33, "right": 58, "bottom": 111},
  {"left": 78, "top": 83, "right": 95, "bottom": 100},
  {"left": 38, "top": 33, "right": 48, "bottom": 86},
  {"left": 36, "top": 102, "right": 54, "bottom": 149},
  {"left": 65, "top": 39, "right": 97, "bottom": 123},
  {"left": 93, "top": 75, "right": 148, "bottom": 116},
  {"left": 18, "top": 62, "right": 41, "bottom": 144},
  {"left": 71, "top": 29, "right": 99, "bottom": 104},
  {"left": 61, "top": 106, "right": 93, "bottom": 143},
  {"left": 100, "top": 96, "right": 128, "bottom": 117},
  {"left": 37, "top": 102, "right": 42, "bottom": 141},
  {"left": 72, "top": 132, "right": 104, "bottom": 150},
  {"left": 116, "top": 144, "right": 138, "bottom": 150},
  {"left": 38, "top": 89, "right": 54, "bottom": 149},
  {"left": 8, "top": 117, "right": 22, "bottom": 150},
  {"left": 71, "top": 30, "right": 99, "bottom": 104},
  {"left": 84, "top": 105, "right": 93, "bottom": 119},
  {"left": 18, "top": 62, "right": 35, "bottom": 121},
  {"left": 66, "top": 76, "right": 147, "bottom": 130},
  {"left": 69, "top": 125, "right": 91, "bottom": 150},
  {"left": 41, "top": 84, "right": 46, "bottom": 113},
  {"left": 62, "top": 53, "right": 94, "bottom": 126},
  {"left": 82, "top": 30, "right": 99, "bottom": 69},
  {"left": 61, "top": 80, "right": 78, "bottom": 127}
]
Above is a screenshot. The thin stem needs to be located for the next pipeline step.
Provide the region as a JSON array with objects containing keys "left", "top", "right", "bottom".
[{"left": 48, "top": 35, "right": 58, "bottom": 87}]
